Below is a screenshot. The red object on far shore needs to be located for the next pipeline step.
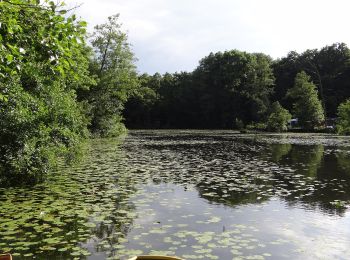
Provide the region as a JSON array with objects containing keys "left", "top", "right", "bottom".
[{"left": 0, "top": 254, "right": 12, "bottom": 260}]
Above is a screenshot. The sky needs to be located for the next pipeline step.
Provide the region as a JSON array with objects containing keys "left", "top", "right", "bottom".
[{"left": 65, "top": 0, "right": 350, "bottom": 74}]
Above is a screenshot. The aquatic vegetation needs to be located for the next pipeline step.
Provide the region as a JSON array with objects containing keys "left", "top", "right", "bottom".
[
  {"left": 1, "top": 131, "right": 350, "bottom": 259},
  {"left": 0, "top": 138, "right": 136, "bottom": 259}
]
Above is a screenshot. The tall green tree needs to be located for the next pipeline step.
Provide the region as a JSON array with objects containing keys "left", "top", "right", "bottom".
[
  {"left": 287, "top": 71, "right": 325, "bottom": 130},
  {"left": 272, "top": 51, "right": 300, "bottom": 112},
  {"left": 0, "top": 0, "right": 93, "bottom": 184},
  {"left": 336, "top": 99, "right": 350, "bottom": 135},
  {"left": 85, "top": 14, "right": 139, "bottom": 137},
  {"left": 193, "top": 50, "right": 275, "bottom": 128}
]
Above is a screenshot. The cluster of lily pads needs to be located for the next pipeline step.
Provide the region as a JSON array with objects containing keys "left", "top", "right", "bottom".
[{"left": 0, "top": 138, "right": 137, "bottom": 259}]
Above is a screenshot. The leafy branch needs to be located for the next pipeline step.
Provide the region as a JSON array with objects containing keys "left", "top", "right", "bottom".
[{"left": 1, "top": 0, "right": 82, "bottom": 13}]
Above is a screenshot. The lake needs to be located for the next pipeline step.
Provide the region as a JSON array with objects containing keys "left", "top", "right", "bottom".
[{"left": 1, "top": 130, "right": 350, "bottom": 259}]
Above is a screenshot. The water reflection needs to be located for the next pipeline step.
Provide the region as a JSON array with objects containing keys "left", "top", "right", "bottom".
[
  {"left": 130, "top": 131, "right": 350, "bottom": 216},
  {"left": 336, "top": 151, "right": 350, "bottom": 175},
  {"left": 261, "top": 142, "right": 350, "bottom": 216},
  {"left": 270, "top": 144, "right": 324, "bottom": 178},
  {"left": 270, "top": 143, "right": 292, "bottom": 162}
]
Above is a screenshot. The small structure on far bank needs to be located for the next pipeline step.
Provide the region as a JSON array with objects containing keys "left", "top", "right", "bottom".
[
  {"left": 288, "top": 117, "right": 337, "bottom": 132},
  {"left": 288, "top": 118, "right": 299, "bottom": 129}
]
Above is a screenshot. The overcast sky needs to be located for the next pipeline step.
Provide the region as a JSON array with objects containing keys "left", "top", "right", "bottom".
[{"left": 65, "top": 0, "right": 350, "bottom": 74}]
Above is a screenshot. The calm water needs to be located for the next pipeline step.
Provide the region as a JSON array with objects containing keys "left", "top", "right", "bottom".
[{"left": 1, "top": 130, "right": 350, "bottom": 259}]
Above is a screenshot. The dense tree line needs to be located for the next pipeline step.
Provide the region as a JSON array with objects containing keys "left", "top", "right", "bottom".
[
  {"left": 0, "top": 0, "right": 137, "bottom": 184},
  {"left": 125, "top": 51, "right": 275, "bottom": 129},
  {"left": 273, "top": 43, "right": 350, "bottom": 118},
  {"left": 124, "top": 43, "right": 350, "bottom": 132}
]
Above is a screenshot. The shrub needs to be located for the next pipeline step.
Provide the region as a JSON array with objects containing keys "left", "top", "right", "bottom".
[{"left": 267, "top": 102, "right": 292, "bottom": 132}]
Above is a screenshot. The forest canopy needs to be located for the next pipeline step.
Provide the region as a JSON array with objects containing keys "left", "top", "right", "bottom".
[{"left": 124, "top": 43, "right": 350, "bottom": 130}]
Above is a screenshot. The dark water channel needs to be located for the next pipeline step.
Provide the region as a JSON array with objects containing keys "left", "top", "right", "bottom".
[{"left": 1, "top": 130, "right": 350, "bottom": 259}]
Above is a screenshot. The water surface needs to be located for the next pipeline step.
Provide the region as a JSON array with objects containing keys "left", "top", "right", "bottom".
[{"left": 1, "top": 130, "right": 350, "bottom": 259}]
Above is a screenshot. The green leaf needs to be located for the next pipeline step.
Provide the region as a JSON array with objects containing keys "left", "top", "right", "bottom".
[
  {"left": 79, "top": 21, "right": 87, "bottom": 27},
  {"left": 6, "top": 54, "right": 13, "bottom": 63}
]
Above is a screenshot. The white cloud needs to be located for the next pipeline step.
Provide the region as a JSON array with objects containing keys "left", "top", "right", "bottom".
[{"left": 65, "top": 0, "right": 350, "bottom": 74}]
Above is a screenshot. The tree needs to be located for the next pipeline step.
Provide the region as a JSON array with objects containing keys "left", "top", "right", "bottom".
[
  {"left": 0, "top": 0, "right": 93, "bottom": 184},
  {"left": 123, "top": 50, "right": 275, "bottom": 129},
  {"left": 84, "top": 14, "right": 139, "bottom": 137},
  {"left": 123, "top": 73, "right": 159, "bottom": 128},
  {"left": 316, "top": 43, "right": 350, "bottom": 117},
  {"left": 287, "top": 71, "right": 325, "bottom": 130},
  {"left": 336, "top": 99, "right": 350, "bottom": 135},
  {"left": 267, "top": 102, "right": 292, "bottom": 132},
  {"left": 272, "top": 51, "right": 300, "bottom": 112},
  {"left": 273, "top": 43, "right": 350, "bottom": 117},
  {"left": 193, "top": 50, "right": 275, "bottom": 128}
]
